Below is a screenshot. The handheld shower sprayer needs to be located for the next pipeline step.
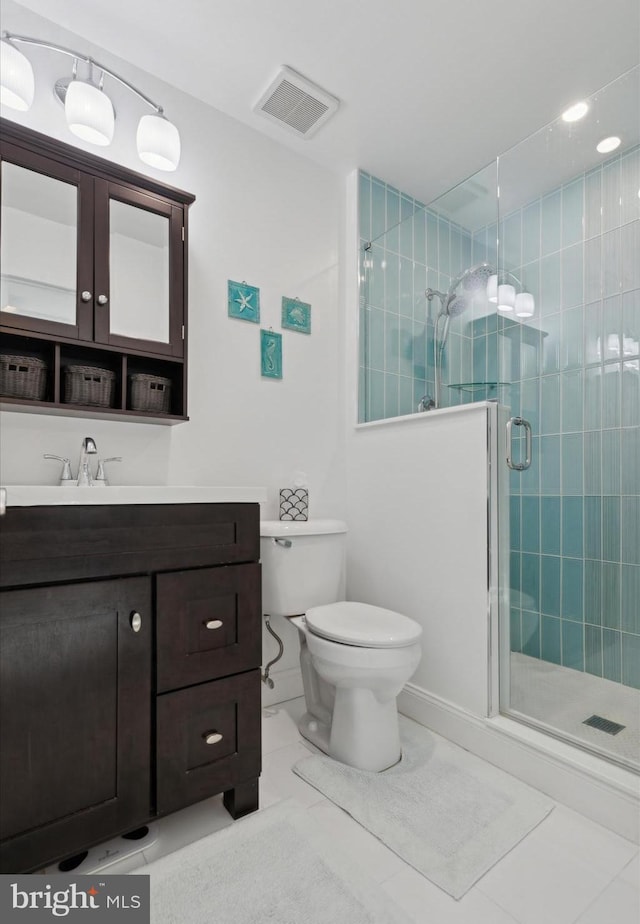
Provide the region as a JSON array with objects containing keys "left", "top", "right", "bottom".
[{"left": 424, "top": 262, "right": 494, "bottom": 409}]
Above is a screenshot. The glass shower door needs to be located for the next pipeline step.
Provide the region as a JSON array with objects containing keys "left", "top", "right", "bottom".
[{"left": 497, "top": 66, "right": 640, "bottom": 770}]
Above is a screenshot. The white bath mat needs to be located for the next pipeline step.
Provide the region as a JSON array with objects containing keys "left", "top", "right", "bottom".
[
  {"left": 293, "top": 716, "right": 554, "bottom": 899},
  {"left": 130, "top": 800, "right": 412, "bottom": 924}
]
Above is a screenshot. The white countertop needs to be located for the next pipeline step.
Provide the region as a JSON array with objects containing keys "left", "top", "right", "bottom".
[{"left": 2, "top": 485, "right": 268, "bottom": 506}]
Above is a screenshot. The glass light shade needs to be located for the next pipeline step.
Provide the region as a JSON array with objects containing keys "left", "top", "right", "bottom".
[
  {"left": 487, "top": 274, "right": 498, "bottom": 303},
  {"left": 136, "top": 114, "right": 180, "bottom": 171},
  {"left": 497, "top": 283, "right": 516, "bottom": 312},
  {"left": 515, "top": 292, "right": 535, "bottom": 318},
  {"left": 65, "top": 79, "right": 114, "bottom": 146},
  {"left": 0, "top": 40, "right": 35, "bottom": 111}
]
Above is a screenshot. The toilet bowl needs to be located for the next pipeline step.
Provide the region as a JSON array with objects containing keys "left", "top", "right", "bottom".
[
  {"left": 260, "top": 520, "right": 422, "bottom": 772},
  {"left": 294, "top": 603, "right": 422, "bottom": 771}
]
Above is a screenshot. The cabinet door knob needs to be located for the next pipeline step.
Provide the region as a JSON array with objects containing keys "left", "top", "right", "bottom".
[
  {"left": 204, "top": 619, "right": 223, "bottom": 630},
  {"left": 81, "top": 290, "right": 92, "bottom": 302},
  {"left": 130, "top": 611, "right": 142, "bottom": 632},
  {"left": 203, "top": 731, "right": 223, "bottom": 746},
  {"left": 97, "top": 294, "right": 109, "bottom": 305}
]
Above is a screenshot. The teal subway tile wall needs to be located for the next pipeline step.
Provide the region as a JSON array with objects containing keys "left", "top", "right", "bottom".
[
  {"left": 359, "top": 171, "right": 484, "bottom": 421},
  {"left": 359, "top": 142, "right": 639, "bottom": 689},
  {"left": 502, "top": 145, "right": 640, "bottom": 689}
]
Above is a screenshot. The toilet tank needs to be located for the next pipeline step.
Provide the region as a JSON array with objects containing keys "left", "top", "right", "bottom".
[{"left": 260, "top": 519, "right": 347, "bottom": 617}]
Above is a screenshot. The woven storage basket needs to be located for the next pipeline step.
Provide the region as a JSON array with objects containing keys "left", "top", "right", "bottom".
[
  {"left": 130, "top": 373, "right": 172, "bottom": 414},
  {"left": 0, "top": 353, "right": 47, "bottom": 400},
  {"left": 65, "top": 364, "right": 115, "bottom": 407}
]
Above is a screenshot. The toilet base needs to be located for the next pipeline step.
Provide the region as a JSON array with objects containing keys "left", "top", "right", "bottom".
[
  {"left": 330, "top": 687, "right": 402, "bottom": 772},
  {"left": 297, "top": 691, "right": 402, "bottom": 773},
  {"left": 298, "top": 711, "right": 331, "bottom": 754}
]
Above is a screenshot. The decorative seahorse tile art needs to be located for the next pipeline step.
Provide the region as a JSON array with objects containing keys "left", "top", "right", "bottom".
[{"left": 260, "top": 329, "right": 282, "bottom": 379}]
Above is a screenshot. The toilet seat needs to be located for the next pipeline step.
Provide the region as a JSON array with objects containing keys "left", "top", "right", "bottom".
[{"left": 305, "top": 601, "right": 422, "bottom": 649}]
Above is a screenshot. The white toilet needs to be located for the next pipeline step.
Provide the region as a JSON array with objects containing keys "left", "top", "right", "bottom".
[{"left": 260, "top": 519, "right": 422, "bottom": 772}]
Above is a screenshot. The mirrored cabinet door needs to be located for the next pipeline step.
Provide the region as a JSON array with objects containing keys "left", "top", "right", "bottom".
[
  {"left": 0, "top": 147, "right": 93, "bottom": 339},
  {"left": 93, "top": 181, "right": 184, "bottom": 357}
]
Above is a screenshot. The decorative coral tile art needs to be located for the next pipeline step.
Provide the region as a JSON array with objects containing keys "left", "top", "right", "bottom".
[
  {"left": 282, "top": 296, "right": 311, "bottom": 334},
  {"left": 228, "top": 280, "right": 260, "bottom": 323},
  {"left": 260, "top": 329, "right": 282, "bottom": 379}
]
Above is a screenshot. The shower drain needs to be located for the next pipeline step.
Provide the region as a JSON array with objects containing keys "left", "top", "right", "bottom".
[{"left": 582, "top": 714, "right": 626, "bottom": 735}]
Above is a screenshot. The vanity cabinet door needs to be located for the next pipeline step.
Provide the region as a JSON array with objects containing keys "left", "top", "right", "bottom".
[
  {"left": 0, "top": 576, "right": 152, "bottom": 873},
  {"left": 0, "top": 142, "right": 94, "bottom": 340},
  {"left": 93, "top": 180, "right": 185, "bottom": 357}
]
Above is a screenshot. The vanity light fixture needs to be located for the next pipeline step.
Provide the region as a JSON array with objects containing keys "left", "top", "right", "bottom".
[
  {"left": 497, "top": 283, "right": 516, "bottom": 312},
  {"left": 64, "top": 68, "right": 114, "bottom": 146},
  {"left": 596, "top": 135, "right": 621, "bottom": 154},
  {"left": 561, "top": 100, "right": 589, "bottom": 122},
  {"left": 489, "top": 270, "right": 535, "bottom": 319},
  {"left": 0, "top": 36, "right": 34, "bottom": 110},
  {"left": 487, "top": 274, "right": 498, "bottom": 303},
  {"left": 515, "top": 292, "right": 535, "bottom": 318},
  {"left": 0, "top": 32, "right": 181, "bottom": 171}
]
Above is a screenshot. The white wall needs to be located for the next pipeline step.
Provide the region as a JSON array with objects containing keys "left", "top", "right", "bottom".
[
  {"left": 345, "top": 406, "right": 493, "bottom": 716},
  {"left": 0, "top": 0, "right": 346, "bottom": 526}
]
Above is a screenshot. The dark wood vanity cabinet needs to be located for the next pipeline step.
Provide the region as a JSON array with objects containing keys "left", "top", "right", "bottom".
[
  {"left": 0, "top": 503, "right": 262, "bottom": 873},
  {"left": 0, "top": 119, "right": 195, "bottom": 421}
]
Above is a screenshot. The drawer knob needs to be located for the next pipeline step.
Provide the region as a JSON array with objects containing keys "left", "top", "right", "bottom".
[
  {"left": 203, "top": 731, "right": 223, "bottom": 746},
  {"left": 205, "top": 619, "right": 223, "bottom": 630}
]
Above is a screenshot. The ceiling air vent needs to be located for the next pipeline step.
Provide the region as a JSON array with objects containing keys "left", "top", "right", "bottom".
[{"left": 254, "top": 66, "right": 339, "bottom": 139}]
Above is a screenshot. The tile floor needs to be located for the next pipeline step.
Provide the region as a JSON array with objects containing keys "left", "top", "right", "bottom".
[{"left": 87, "top": 697, "right": 639, "bottom": 923}]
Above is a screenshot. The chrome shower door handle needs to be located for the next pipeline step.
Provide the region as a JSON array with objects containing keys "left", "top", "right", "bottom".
[{"left": 506, "top": 416, "right": 532, "bottom": 471}]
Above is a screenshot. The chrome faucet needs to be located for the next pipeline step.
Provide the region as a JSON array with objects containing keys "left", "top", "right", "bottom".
[{"left": 77, "top": 437, "right": 98, "bottom": 486}]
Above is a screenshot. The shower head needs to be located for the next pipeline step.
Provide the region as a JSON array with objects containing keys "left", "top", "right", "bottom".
[
  {"left": 443, "top": 262, "right": 495, "bottom": 317},
  {"left": 445, "top": 294, "right": 467, "bottom": 317},
  {"left": 451, "top": 262, "right": 495, "bottom": 295},
  {"left": 426, "top": 262, "right": 495, "bottom": 318}
]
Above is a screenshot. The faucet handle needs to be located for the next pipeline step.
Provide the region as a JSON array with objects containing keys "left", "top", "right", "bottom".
[
  {"left": 44, "top": 454, "right": 74, "bottom": 484},
  {"left": 94, "top": 457, "right": 123, "bottom": 486}
]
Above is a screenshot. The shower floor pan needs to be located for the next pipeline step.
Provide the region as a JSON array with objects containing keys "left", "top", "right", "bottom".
[{"left": 508, "top": 652, "right": 639, "bottom": 771}]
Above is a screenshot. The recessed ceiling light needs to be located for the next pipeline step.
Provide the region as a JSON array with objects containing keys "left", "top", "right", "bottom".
[
  {"left": 561, "top": 101, "right": 589, "bottom": 122},
  {"left": 596, "top": 136, "right": 621, "bottom": 154}
]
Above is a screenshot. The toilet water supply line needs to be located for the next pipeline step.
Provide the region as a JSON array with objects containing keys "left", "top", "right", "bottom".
[
  {"left": 261, "top": 615, "right": 284, "bottom": 689},
  {"left": 261, "top": 534, "right": 290, "bottom": 687}
]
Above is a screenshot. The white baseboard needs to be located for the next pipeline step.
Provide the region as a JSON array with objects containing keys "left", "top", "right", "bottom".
[
  {"left": 398, "top": 683, "right": 640, "bottom": 844},
  {"left": 261, "top": 666, "right": 304, "bottom": 708}
]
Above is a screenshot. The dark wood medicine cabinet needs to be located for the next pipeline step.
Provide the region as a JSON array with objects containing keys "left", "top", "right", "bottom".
[{"left": 0, "top": 119, "right": 195, "bottom": 423}]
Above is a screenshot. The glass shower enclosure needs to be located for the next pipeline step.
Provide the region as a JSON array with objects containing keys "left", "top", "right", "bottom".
[{"left": 358, "top": 64, "right": 639, "bottom": 771}]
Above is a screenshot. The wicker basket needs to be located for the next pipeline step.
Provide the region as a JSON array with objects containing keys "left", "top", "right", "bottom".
[
  {"left": 130, "top": 373, "right": 172, "bottom": 414},
  {"left": 0, "top": 353, "right": 47, "bottom": 400},
  {"left": 65, "top": 364, "right": 115, "bottom": 407}
]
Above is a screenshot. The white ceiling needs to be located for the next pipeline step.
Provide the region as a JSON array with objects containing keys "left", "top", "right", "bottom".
[{"left": 8, "top": 0, "right": 640, "bottom": 206}]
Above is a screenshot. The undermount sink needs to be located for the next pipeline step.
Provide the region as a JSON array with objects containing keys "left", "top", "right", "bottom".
[{"left": 2, "top": 485, "right": 268, "bottom": 506}]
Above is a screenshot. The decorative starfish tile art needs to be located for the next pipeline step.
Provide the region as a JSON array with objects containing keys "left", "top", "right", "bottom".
[{"left": 228, "top": 280, "right": 260, "bottom": 323}]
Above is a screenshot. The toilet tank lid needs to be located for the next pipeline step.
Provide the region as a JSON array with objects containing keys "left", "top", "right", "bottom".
[
  {"left": 306, "top": 601, "right": 422, "bottom": 648},
  {"left": 260, "top": 518, "right": 347, "bottom": 537}
]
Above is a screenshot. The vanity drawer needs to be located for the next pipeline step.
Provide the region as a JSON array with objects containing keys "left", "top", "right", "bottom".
[
  {"left": 156, "top": 670, "right": 261, "bottom": 815},
  {"left": 0, "top": 503, "right": 260, "bottom": 588},
  {"left": 156, "top": 563, "right": 261, "bottom": 692}
]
